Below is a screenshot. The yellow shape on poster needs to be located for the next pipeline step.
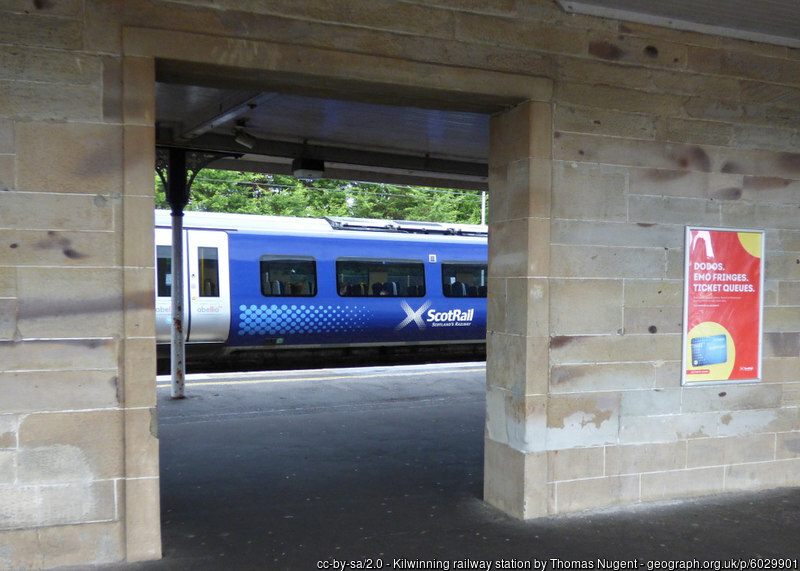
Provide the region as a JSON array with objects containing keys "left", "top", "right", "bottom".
[
  {"left": 738, "top": 232, "right": 762, "bottom": 259},
  {"left": 685, "top": 322, "right": 735, "bottom": 382}
]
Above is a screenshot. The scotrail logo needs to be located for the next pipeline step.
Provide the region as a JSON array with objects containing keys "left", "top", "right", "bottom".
[
  {"left": 396, "top": 300, "right": 475, "bottom": 330},
  {"left": 396, "top": 300, "right": 432, "bottom": 330}
]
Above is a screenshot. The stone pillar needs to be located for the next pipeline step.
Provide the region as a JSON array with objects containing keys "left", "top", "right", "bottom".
[
  {"left": 484, "top": 101, "right": 552, "bottom": 519},
  {"left": 121, "top": 54, "right": 161, "bottom": 562}
]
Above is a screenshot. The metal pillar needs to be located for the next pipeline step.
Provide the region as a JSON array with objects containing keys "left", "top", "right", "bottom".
[
  {"left": 166, "top": 149, "right": 190, "bottom": 398},
  {"left": 155, "top": 147, "right": 241, "bottom": 398}
]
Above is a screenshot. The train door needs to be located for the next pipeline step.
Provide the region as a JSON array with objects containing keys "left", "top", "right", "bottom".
[
  {"left": 154, "top": 228, "right": 231, "bottom": 343},
  {"left": 186, "top": 230, "right": 231, "bottom": 342}
]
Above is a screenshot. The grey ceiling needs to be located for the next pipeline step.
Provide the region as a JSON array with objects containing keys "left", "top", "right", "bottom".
[{"left": 156, "top": 1, "right": 800, "bottom": 190}]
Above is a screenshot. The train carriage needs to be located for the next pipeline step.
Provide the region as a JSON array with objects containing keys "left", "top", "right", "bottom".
[{"left": 154, "top": 210, "right": 488, "bottom": 370}]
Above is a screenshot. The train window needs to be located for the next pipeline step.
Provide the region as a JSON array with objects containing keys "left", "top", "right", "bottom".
[
  {"left": 156, "top": 245, "right": 172, "bottom": 297},
  {"left": 336, "top": 258, "right": 425, "bottom": 297},
  {"left": 442, "top": 261, "right": 487, "bottom": 298},
  {"left": 260, "top": 256, "right": 317, "bottom": 297},
  {"left": 198, "top": 247, "right": 220, "bottom": 297}
]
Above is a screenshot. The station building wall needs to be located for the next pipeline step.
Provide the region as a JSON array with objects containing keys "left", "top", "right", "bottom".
[{"left": 0, "top": 0, "right": 798, "bottom": 567}]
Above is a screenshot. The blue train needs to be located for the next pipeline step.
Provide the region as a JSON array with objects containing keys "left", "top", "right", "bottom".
[{"left": 155, "top": 210, "right": 488, "bottom": 370}]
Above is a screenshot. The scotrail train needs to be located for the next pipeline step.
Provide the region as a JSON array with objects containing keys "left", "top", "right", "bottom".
[{"left": 155, "top": 210, "right": 488, "bottom": 371}]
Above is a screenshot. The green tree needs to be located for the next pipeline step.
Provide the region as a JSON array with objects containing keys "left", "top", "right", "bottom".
[{"left": 155, "top": 170, "right": 486, "bottom": 224}]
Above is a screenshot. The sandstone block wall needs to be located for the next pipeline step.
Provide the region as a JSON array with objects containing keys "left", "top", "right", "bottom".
[{"left": 1, "top": 0, "right": 799, "bottom": 566}]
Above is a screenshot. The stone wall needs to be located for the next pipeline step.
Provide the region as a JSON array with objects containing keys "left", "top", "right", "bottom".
[{"left": 0, "top": 0, "right": 799, "bottom": 566}]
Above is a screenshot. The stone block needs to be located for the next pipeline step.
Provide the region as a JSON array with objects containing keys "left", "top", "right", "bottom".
[
  {"left": 0, "top": 118, "right": 13, "bottom": 153},
  {"left": 734, "top": 124, "right": 795, "bottom": 152},
  {"left": 764, "top": 307, "right": 800, "bottom": 333},
  {"left": 0, "top": 191, "right": 114, "bottom": 232},
  {"left": 19, "top": 410, "right": 123, "bottom": 480},
  {"left": 661, "top": 117, "right": 733, "bottom": 147},
  {"left": 0, "top": 338, "right": 118, "bottom": 372},
  {"left": 124, "top": 127, "right": 156, "bottom": 198},
  {"left": 761, "top": 358, "right": 800, "bottom": 383},
  {"left": 624, "top": 306, "right": 682, "bottom": 336},
  {"left": 688, "top": 45, "right": 798, "bottom": 86},
  {"left": 641, "top": 467, "right": 724, "bottom": 501},
  {"left": 489, "top": 218, "right": 549, "bottom": 278},
  {"left": 122, "top": 338, "right": 157, "bottom": 408},
  {"left": 629, "top": 169, "right": 743, "bottom": 200},
  {"left": 0, "top": 451, "right": 14, "bottom": 483},
  {"left": 555, "top": 105, "right": 656, "bottom": 140},
  {"left": 0, "top": 415, "right": 17, "bottom": 449},
  {"left": 553, "top": 474, "right": 639, "bottom": 513},
  {"left": 687, "top": 434, "right": 775, "bottom": 468},
  {"left": 551, "top": 332, "right": 680, "bottom": 366},
  {"left": 628, "top": 194, "right": 721, "bottom": 226},
  {"left": 486, "top": 278, "right": 506, "bottom": 332},
  {"left": 550, "top": 278, "right": 622, "bottom": 335},
  {"left": 550, "top": 362, "right": 654, "bottom": 393},
  {"left": 781, "top": 382, "right": 800, "bottom": 406},
  {"left": 485, "top": 386, "right": 509, "bottom": 445},
  {"left": 0, "top": 154, "right": 13, "bottom": 192},
  {"left": 489, "top": 101, "right": 552, "bottom": 169},
  {"left": 124, "top": 408, "right": 159, "bottom": 479},
  {"left": 0, "top": 522, "right": 124, "bottom": 570},
  {"left": 620, "top": 388, "right": 682, "bottom": 417},
  {"left": 123, "top": 477, "right": 162, "bottom": 562},
  {"left": 0, "top": 370, "right": 119, "bottom": 413},
  {"left": 458, "top": 12, "right": 584, "bottom": 55},
  {"left": 504, "top": 393, "right": 548, "bottom": 453},
  {"left": 17, "top": 267, "right": 123, "bottom": 339},
  {"left": 17, "top": 123, "right": 122, "bottom": 195},
  {"left": 681, "top": 384, "right": 783, "bottom": 413},
  {"left": 0, "top": 298, "right": 15, "bottom": 340},
  {"left": 546, "top": 392, "right": 620, "bottom": 449},
  {"left": 552, "top": 162, "right": 627, "bottom": 221},
  {"left": 763, "top": 332, "right": 800, "bottom": 358},
  {"left": 555, "top": 84, "right": 682, "bottom": 118},
  {"left": 0, "top": 45, "right": 99, "bottom": 86},
  {"left": 619, "top": 412, "right": 718, "bottom": 444},
  {"left": 103, "top": 56, "right": 123, "bottom": 123},
  {"left": 483, "top": 437, "right": 526, "bottom": 519},
  {"left": 777, "top": 281, "right": 800, "bottom": 305},
  {"left": 0, "top": 10, "right": 82, "bottom": 50},
  {"left": 547, "top": 446, "right": 604, "bottom": 482},
  {"left": 551, "top": 219, "right": 684, "bottom": 249},
  {"left": 717, "top": 408, "right": 797, "bottom": 437},
  {"left": 123, "top": 267, "right": 156, "bottom": 339},
  {"left": 0, "top": 81, "right": 100, "bottom": 122},
  {"left": 625, "top": 279, "right": 684, "bottom": 308},
  {"left": 122, "top": 57, "right": 155, "bottom": 126},
  {"left": 551, "top": 244, "right": 667, "bottom": 279},
  {"left": 654, "top": 360, "right": 683, "bottom": 389},
  {"left": 724, "top": 458, "right": 800, "bottom": 491},
  {"left": 0, "top": 229, "right": 116, "bottom": 267},
  {"left": 605, "top": 441, "right": 687, "bottom": 475},
  {"left": 505, "top": 277, "right": 548, "bottom": 336},
  {"left": 0, "top": 480, "right": 116, "bottom": 530},
  {"left": 506, "top": 158, "right": 552, "bottom": 219},
  {"left": 777, "top": 433, "right": 800, "bottom": 459}
]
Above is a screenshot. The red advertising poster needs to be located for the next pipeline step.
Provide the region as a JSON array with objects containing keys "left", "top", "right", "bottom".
[{"left": 682, "top": 228, "right": 764, "bottom": 385}]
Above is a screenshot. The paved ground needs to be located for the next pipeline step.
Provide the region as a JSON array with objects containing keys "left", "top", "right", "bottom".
[{"left": 71, "top": 363, "right": 800, "bottom": 570}]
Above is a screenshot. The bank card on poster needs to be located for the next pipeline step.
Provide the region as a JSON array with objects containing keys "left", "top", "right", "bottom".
[{"left": 681, "top": 227, "right": 764, "bottom": 385}]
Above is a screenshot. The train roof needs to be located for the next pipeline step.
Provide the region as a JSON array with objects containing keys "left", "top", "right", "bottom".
[{"left": 154, "top": 210, "right": 488, "bottom": 239}]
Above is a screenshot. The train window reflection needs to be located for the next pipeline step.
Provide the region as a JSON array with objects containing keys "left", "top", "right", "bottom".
[
  {"left": 336, "top": 258, "right": 425, "bottom": 297},
  {"left": 260, "top": 256, "right": 317, "bottom": 297},
  {"left": 442, "top": 261, "right": 487, "bottom": 297},
  {"left": 198, "top": 247, "right": 220, "bottom": 297},
  {"left": 157, "top": 245, "right": 172, "bottom": 297}
]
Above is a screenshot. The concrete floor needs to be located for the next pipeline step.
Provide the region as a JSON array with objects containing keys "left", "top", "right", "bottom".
[{"left": 71, "top": 363, "right": 800, "bottom": 570}]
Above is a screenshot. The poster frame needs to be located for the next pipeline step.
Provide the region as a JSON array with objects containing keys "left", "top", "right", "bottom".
[{"left": 681, "top": 226, "right": 765, "bottom": 386}]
